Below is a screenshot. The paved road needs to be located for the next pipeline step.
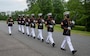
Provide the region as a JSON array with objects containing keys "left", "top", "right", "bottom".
[{"left": 0, "top": 21, "right": 90, "bottom": 56}]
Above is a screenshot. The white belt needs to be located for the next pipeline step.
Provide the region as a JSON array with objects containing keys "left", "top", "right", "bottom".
[
  {"left": 49, "top": 25, "right": 53, "bottom": 28},
  {"left": 39, "top": 23, "right": 42, "bottom": 26},
  {"left": 32, "top": 23, "right": 34, "bottom": 26}
]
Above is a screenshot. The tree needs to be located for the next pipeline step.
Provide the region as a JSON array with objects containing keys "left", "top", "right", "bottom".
[
  {"left": 66, "top": 0, "right": 85, "bottom": 26},
  {"left": 37, "top": 0, "right": 53, "bottom": 15},
  {"left": 84, "top": 0, "right": 90, "bottom": 31},
  {"left": 26, "top": 0, "right": 64, "bottom": 23},
  {"left": 26, "top": 0, "right": 37, "bottom": 10},
  {"left": 27, "top": 3, "right": 41, "bottom": 17},
  {"left": 52, "top": 0, "right": 64, "bottom": 23}
]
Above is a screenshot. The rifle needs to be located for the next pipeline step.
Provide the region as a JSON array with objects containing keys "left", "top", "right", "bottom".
[
  {"left": 53, "top": 14, "right": 57, "bottom": 25},
  {"left": 54, "top": 14, "right": 57, "bottom": 21},
  {"left": 73, "top": 12, "right": 78, "bottom": 21},
  {"left": 66, "top": 13, "right": 78, "bottom": 34}
]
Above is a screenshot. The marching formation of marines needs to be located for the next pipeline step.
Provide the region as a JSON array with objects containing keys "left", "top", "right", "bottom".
[{"left": 6, "top": 12, "right": 77, "bottom": 54}]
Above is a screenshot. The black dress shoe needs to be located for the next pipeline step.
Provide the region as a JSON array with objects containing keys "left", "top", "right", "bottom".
[
  {"left": 27, "top": 35, "right": 29, "bottom": 36},
  {"left": 61, "top": 48, "right": 66, "bottom": 51},
  {"left": 9, "top": 34, "right": 11, "bottom": 35},
  {"left": 42, "top": 39, "right": 44, "bottom": 42},
  {"left": 72, "top": 50, "right": 77, "bottom": 54},
  {"left": 52, "top": 43, "right": 55, "bottom": 47},
  {"left": 33, "top": 37, "right": 36, "bottom": 39}
]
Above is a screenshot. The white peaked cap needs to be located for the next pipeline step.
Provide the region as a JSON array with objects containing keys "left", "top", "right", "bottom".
[
  {"left": 31, "top": 14, "right": 35, "bottom": 16},
  {"left": 63, "top": 11, "right": 70, "bottom": 15},
  {"left": 47, "top": 13, "right": 52, "bottom": 16},
  {"left": 38, "top": 13, "right": 42, "bottom": 16}
]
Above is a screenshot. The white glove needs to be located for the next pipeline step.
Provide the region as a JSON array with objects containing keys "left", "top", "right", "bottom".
[
  {"left": 72, "top": 20, "right": 75, "bottom": 25},
  {"left": 52, "top": 20, "right": 55, "bottom": 24},
  {"left": 68, "top": 27, "right": 71, "bottom": 30}
]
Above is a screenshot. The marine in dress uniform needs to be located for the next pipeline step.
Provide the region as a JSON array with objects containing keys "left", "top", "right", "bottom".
[
  {"left": 45, "top": 13, "right": 55, "bottom": 47},
  {"left": 21, "top": 14, "right": 25, "bottom": 34},
  {"left": 17, "top": 15, "right": 21, "bottom": 32},
  {"left": 25, "top": 15, "right": 30, "bottom": 36},
  {"left": 37, "top": 13, "right": 44, "bottom": 42},
  {"left": 7, "top": 16, "right": 14, "bottom": 35},
  {"left": 30, "top": 14, "right": 36, "bottom": 39},
  {"left": 60, "top": 14, "right": 77, "bottom": 54}
]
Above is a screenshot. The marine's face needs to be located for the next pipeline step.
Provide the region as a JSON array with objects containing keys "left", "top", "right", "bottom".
[
  {"left": 27, "top": 16, "right": 29, "bottom": 18},
  {"left": 9, "top": 17, "right": 11, "bottom": 19},
  {"left": 64, "top": 16, "right": 68, "bottom": 20},
  {"left": 48, "top": 15, "right": 51, "bottom": 18},
  {"left": 48, "top": 16, "right": 51, "bottom": 20},
  {"left": 39, "top": 16, "right": 42, "bottom": 19},
  {"left": 19, "top": 16, "right": 21, "bottom": 18},
  {"left": 23, "top": 16, "right": 24, "bottom": 18},
  {"left": 31, "top": 16, "right": 34, "bottom": 19},
  {"left": 32, "top": 16, "right": 34, "bottom": 18}
]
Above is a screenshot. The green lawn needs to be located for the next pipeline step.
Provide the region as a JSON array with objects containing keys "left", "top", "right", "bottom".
[
  {"left": 53, "top": 24, "right": 90, "bottom": 36},
  {"left": 71, "top": 30, "right": 90, "bottom": 36}
]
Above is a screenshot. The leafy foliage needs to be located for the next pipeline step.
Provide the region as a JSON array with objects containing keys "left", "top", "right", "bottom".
[{"left": 27, "top": 0, "right": 64, "bottom": 23}]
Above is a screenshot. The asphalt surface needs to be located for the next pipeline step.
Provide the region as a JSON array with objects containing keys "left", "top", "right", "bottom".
[{"left": 0, "top": 21, "right": 90, "bottom": 56}]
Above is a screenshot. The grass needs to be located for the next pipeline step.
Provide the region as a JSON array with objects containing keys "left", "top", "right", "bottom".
[
  {"left": 72, "top": 25, "right": 85, "bottom": 31},
  {"left": 71, "top": 30, "right": 90, "bottom": 36},
  {"left": 53, "top": 24, "right": 90, "bottom": 36}
]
